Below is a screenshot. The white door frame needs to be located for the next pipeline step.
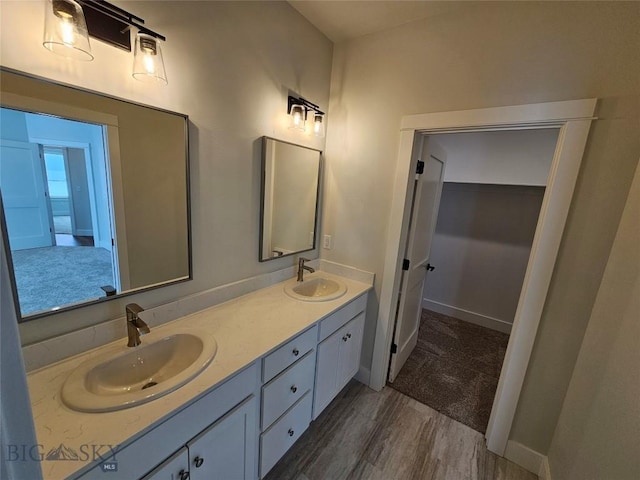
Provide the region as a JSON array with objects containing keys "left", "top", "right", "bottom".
[{"left": 369, "top": 99, "right": 597, "bottom": 456}]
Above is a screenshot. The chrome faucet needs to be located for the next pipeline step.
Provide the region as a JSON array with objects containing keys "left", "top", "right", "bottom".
[
  {"left": 126, "top": 303, "right": 150, "bottom": 347},
  {"left": 297, "top": 257, "right": 315, "bottom": 282}
]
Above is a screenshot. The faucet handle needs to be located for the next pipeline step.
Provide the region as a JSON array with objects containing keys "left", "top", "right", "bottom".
[{"left": 126, "top": 303, "right": 144, "bottom": 316}]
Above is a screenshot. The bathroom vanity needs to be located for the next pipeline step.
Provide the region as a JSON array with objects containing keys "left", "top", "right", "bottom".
[{"left": 26, "top": 271, "right": 371, "bottom": 479}]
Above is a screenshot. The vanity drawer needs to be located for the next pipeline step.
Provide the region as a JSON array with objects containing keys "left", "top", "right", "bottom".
[
  {"left": 262, "top": 325, "right": 317, "bottom": 383},
  {"left": 262, "top": 350, "right": 315, "bottom": 429},
  {"left": 318, "top": 294, "right": 367, "bottom": 341},
  {"left": 260, "top": 392, "right": 312, "bottom": 477}
]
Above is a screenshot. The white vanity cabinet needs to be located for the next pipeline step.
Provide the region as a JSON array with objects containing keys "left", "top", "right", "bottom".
[
  {"left": 259, "top": 325, "right": 317, "bottom": 478},
  {"left": 142, "top": 396, "right": 257, "bottom": 480},
  {"left": 140, "top": 448, "right": 189, "bottom": 480},
  {"left": 313, "top": 295, "right": 367, "bottom": 419},
  {"left": 75, "top": 363, "right": 260, "bottom": 480},
  {"left": 67, "top": 288, "right": 370, "bottom": 480},
  {"left": 187, "top": 395, "right": 257, "bottom": 480}
]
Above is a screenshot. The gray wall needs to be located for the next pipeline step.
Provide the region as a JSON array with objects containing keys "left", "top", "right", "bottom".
[
  {"left": 423, "top": 183, "right": 544, "bottom": 329},
  {"left": 0, "top": 1, "right": 333, "bottom": 343},
  {"left": 546, "top": 160, "right": 640, "bottom": 479},
  {"left": 322, "top": 1, "right": 639, "bottom": 454},
  {"left": 434, "top": 129, "right": 558, "bottom": 186}
]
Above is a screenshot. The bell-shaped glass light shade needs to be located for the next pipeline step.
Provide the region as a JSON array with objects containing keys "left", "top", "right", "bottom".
[
  {"left": 289, "top": 104, "right": 306, "bottom": 131},
  {"left": 132, "top": 33, "right": 168, "bottom": 84},
  {"left": 313, "top": 113, "right": 325, "bottom": 138},
  {"left": 43, "top": 0, "right": 93, "bottom": 61}
]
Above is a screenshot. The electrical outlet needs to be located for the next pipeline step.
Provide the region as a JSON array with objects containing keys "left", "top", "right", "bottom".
[{"left": 323, "top": 234, "right": 332, "bottom": 249}]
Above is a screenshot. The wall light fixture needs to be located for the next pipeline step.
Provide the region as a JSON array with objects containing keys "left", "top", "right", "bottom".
[
  {"left": 43, "top": 0, "right": 168, "bottom": 84},
  {"left": 287, "top": 95, "right": 325, "bottom": 137},
  {"left": 43, "top": 0, "right": 93, "bottom": 60}
]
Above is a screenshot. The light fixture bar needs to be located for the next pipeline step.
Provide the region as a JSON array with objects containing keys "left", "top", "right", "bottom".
[
  {"left": 77, "top": 0, "right": 166, "bottom": 52},
  {"left": 287, "top": 95, "right": 324, "bottom": 116}
]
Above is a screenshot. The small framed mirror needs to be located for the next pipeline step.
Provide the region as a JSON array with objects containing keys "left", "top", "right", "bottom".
[{"left": 259, "top": 137, "right": 321, "bottom": 261}]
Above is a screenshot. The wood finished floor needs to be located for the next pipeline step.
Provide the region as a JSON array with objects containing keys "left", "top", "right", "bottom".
[{"left": 265, "top": 381, "right": 537, "bottom": 480}]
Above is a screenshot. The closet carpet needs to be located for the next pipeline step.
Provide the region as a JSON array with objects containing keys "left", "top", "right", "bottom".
[{"left": 389, "top": 309, "right": 509, "bottom": 433}]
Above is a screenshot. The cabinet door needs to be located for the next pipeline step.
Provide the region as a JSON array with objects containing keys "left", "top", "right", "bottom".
[
  {"left": 140, "top": 447, "right": 189, "bottom": 480},
  {"left": 313, "top": 313, "right": 366, "bottom": 420},
  {"left": 188, "top": 395, "right": 257, "bottom": 480},
  {"left": 337, "top": 312, "right": 365, "bottom": 389},
  {"left": 313, "top": 325, "right": 341, "bottom": 419}
]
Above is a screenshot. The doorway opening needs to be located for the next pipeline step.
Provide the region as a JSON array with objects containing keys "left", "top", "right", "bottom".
[
  {"left": 43, "top": 146, "right": 95, "bottom": 247},
  {"left": 387, "top": 129, "right": 557, "bottom": 434},
  {"left": 369, "top": 99, "right": 597, "bottom": 456},
  {"left": 0, "top": 107, "right": 119, "bottom": 316}
]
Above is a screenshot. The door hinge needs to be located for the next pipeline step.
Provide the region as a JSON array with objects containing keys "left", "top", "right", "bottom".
[
  {"left": 402, "top": 258, "right": 410, "bottom": 271},
  {"left": 391, "top": 343, "right": 398, "bottom": 354},
  {"left": 416, "top": 160, "right": 425, "bottom": 175},
  {"left": 111, "top": 238, "right": 115, "bottom": 246}
]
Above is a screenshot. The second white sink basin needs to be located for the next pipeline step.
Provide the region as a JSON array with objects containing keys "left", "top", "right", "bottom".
[
  {"left": 62, "top": 331, "right": 217, "bottom": 413},
  {"left": 284, "top": 275, "right": 347, "bottom": 302}
]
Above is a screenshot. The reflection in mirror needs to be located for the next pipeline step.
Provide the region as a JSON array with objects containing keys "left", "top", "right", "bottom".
[
  {"left": 259, "top": 137, "right": 321, "bottom": 262},
  {"left": 0, "top": 68, "right": 191, "bottom": 320}
]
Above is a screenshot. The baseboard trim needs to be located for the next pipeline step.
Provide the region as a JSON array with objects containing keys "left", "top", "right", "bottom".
[
  {"left": 539, "top": 456, "right": 552, "bottom": 480},
  {"left": 422, "top": 299, "right": 512, "bottom": 334},
  {"left": 504, "top": 440, "right": 546, "bottom": 476}
]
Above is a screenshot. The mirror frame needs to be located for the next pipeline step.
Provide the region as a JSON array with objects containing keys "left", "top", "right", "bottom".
[
  {"left": 259, "top": 136, "right": 322, "bottom": 262},
  {"left": 0, "top": 67, "right": 192, "bottom": 321}
]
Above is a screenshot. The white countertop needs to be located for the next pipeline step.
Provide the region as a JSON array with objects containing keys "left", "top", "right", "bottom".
[{"left": 26, "top": 271, "right": 372, "bottom": 480}]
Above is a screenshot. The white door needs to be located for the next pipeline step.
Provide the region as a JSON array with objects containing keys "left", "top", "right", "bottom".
[
  {"left": 388, "top": 136, "right": 446, "bottom": 382},
  {"left": 0, "top": 140, "right": 54, "bottom": 250}
]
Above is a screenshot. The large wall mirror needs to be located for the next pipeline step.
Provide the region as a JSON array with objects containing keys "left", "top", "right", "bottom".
[
  {"left": 0, "top": 68, "right": 191, "bottom": 320},
  {"left": 259, "top": 137, "right": 321, "bottom": 261}
]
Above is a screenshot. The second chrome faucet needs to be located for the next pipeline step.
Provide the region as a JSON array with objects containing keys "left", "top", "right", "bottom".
[
  {"left": 297, "top": 257, "right": 315, "bottom": 282},
  {"left": 126, "top": 303, "right": 150, "bottom": 347}
]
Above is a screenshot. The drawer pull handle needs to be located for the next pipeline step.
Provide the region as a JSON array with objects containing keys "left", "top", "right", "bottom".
[
  {"left": 288, "top": 428, "right": 295, "bottom": 437},
  {"left": 194, "top": 456, "right": 204, "bottom": 468},
  {"left": 291, "top": 385, "right": 297, "bottom": 393},
  {"left": 179, "top": 469, "right": 190, "bottom": 480},
  {"left": 292, "top": 348, "right": 300, "bottom": 356}
]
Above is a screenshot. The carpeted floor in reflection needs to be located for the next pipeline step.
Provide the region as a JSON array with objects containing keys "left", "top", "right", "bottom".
[
  {"left": 11, "top": 245, "right": 113, "bottom": 316},
  {"left": 389, "top": 309, "right": 509, "bottom": 433}
]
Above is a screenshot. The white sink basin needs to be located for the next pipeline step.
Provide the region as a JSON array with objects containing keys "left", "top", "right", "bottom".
[
  {"left": 284, "top": 275, "right": 347, "bottom": 302},
  {"left": 61, "top": 332, "right": 217, "bottom": 413}
]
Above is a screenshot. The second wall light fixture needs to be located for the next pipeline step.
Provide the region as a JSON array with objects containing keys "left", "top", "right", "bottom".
[
  {"left": 43, "top": 0, "right": 168, "bottom": 84},
  {"left": 288, "top": 95, "right": 325, "bottom": 137}
]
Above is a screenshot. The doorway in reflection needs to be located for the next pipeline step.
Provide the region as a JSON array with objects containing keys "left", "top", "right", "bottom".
[{"left": 0, "top": 107, "right": 117, "bottom": 315}]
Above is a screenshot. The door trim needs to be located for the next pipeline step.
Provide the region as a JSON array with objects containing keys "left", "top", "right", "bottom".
[{"left": 369, "top": 99, "right": 597, "bottom": 456}]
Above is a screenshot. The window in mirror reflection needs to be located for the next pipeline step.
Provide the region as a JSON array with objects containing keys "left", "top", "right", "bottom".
[{"left": 0, "top": 107, "right": 117, "bottom": 316}]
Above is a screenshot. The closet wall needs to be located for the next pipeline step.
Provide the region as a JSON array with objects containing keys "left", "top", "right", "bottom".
[{"left": 422, "top": 129, "right": 558, "bottom": 333}]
